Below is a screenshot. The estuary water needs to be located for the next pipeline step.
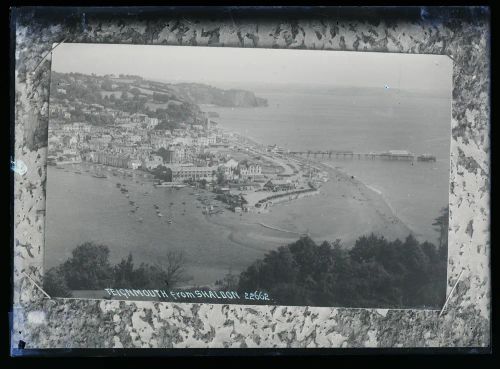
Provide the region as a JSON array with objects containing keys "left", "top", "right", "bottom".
[{"left": 45, "top": 165, "right": 265, "bottom": 285}]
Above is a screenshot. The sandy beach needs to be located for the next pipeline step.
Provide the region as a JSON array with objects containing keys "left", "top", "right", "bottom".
[{"left": 204, "top": 161, "right": 413, "bottom": 249}]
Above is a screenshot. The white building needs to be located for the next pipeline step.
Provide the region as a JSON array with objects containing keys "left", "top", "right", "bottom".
[
  {"left": 146, "top": 117, "right": 159, "bottom": 129},
  {"left": 69, "top": 136, "right": 78, "bottom": 146},
  {"left": 208, "top": 134, "right": 217, "bottom": 145},
  {"left": 194, "top": 136, "right": 209, "bottom": 147},
  {"left": 151, "top": 136, "right": 171, "bottom": 150},
  {"left": 167, "top": 165, "right": 216, "bottom": 182},
  {"left": 239, "top": 161, "right": 262, "bottom": 179},
  {"left": 131, "top": 113, "right": 149, "bottom": 124},
  {"left": 129, "top": 159, "right": 142, "bottom": 170},
  {"left": 129, "top": 135, "right": 143, "bottom": 144}
]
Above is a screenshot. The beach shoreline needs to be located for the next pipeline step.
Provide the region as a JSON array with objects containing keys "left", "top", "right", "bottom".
[
  {"left": 319, "top": 162, "right": 415, "bottom": 234},
  {"left": 200, "top": 154, "right": 414, "bottom": 249}
]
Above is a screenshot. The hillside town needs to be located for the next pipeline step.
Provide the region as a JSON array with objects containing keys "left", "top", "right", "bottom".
[{"left": 48, "top": 73, "right": 326, "bottom": 214}]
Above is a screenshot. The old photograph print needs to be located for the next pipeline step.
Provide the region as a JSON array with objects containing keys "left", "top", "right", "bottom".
[{"left": 44, "top": 44, "right": 452, "bottom": 309}]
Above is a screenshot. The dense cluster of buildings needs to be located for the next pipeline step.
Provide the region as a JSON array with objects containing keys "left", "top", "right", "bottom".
[{"left": 48, "top": 106, "right": 268, "bottom": 186}]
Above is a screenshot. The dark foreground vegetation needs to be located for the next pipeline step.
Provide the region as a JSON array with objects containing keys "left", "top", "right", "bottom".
[
  {"left": 45, "top": 208, "right": 448, "bottom": 309},
  {"left": 43, "top": 243, "right": 187, "bottom": 298},
  {"left": 234, "top": 207, "right": 448, "bottom": 309},
  {"left": 236, "top": 233, "right": 447, "bottom": 309}
]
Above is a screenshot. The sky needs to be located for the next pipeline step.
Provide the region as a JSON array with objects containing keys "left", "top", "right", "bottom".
[{"left": 51, "top": 43, "right": 452, "bottom": 93}]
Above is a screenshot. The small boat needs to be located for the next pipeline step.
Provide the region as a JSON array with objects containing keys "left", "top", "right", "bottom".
[
  {"left": 167, "top": 219, "right": 172, "bottom": 224},
  {"left": 157, "top": 213, "right": 163, "bottom": 217},
  {"left": 92, "top": 174, "right": 107, "bottom": 179}
]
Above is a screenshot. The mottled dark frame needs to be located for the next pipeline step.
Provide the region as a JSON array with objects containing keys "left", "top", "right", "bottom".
[{"left": 10, "top": 6, "right": 490, "bottom": 352}]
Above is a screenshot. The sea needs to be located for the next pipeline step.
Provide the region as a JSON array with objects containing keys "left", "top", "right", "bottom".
[
  {"left": 44, "top": 86, "right": 451, "bottom": 286},
  {"left": 201, "top": 87, "right": 451, "bottom": 245}
]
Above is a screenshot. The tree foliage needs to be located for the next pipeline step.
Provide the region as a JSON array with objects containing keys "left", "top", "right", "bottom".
[
  {"left": 100, "top": 79, "right": 114, "bottom": 91},
  {"left": 238, "top": 232, "right": 448, "bottom": 309},
  {"left": 43, "top": 266, "right": 72, "bottom": 297},
  {"left": 58, "top": 242, "right": 115, "bottom": 290},
  {"left": 155, "top": 119, "right": 179, "bottom": 132},
  {"left": 152, "top": 92, "right": 170, "bottom": 103},
  {"left": 432, "top": 206, "right": 449, "bottom": 254},
  {"left": 112, "top": 251, "right": 186, "bottom": 290},
  {"left": 153, "top": 148, "right": 170, "bottom": 163},
  {"left": 216, "top": 166, "right": 227, "bottom": 185},
  {"left": 43, "top": 243, "right": 187, "bottom": 296},
  {"left": 150, "top": 164, "right": 172, "bottom": 182}
]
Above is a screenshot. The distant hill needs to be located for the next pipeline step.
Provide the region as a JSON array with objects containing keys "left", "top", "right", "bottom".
[
  {"left": 50, "top": 72, "right": 268, "bottom": 129},
  {"left": 52, "top": 72, "right": 268, "bottom": 109},
  {"left": 171, "top": 83, "right": 268, "bottom": 108}
]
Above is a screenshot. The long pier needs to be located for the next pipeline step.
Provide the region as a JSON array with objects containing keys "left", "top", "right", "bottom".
[{"left": 288, "top": 150, "right": 436, "bottom": 162}]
